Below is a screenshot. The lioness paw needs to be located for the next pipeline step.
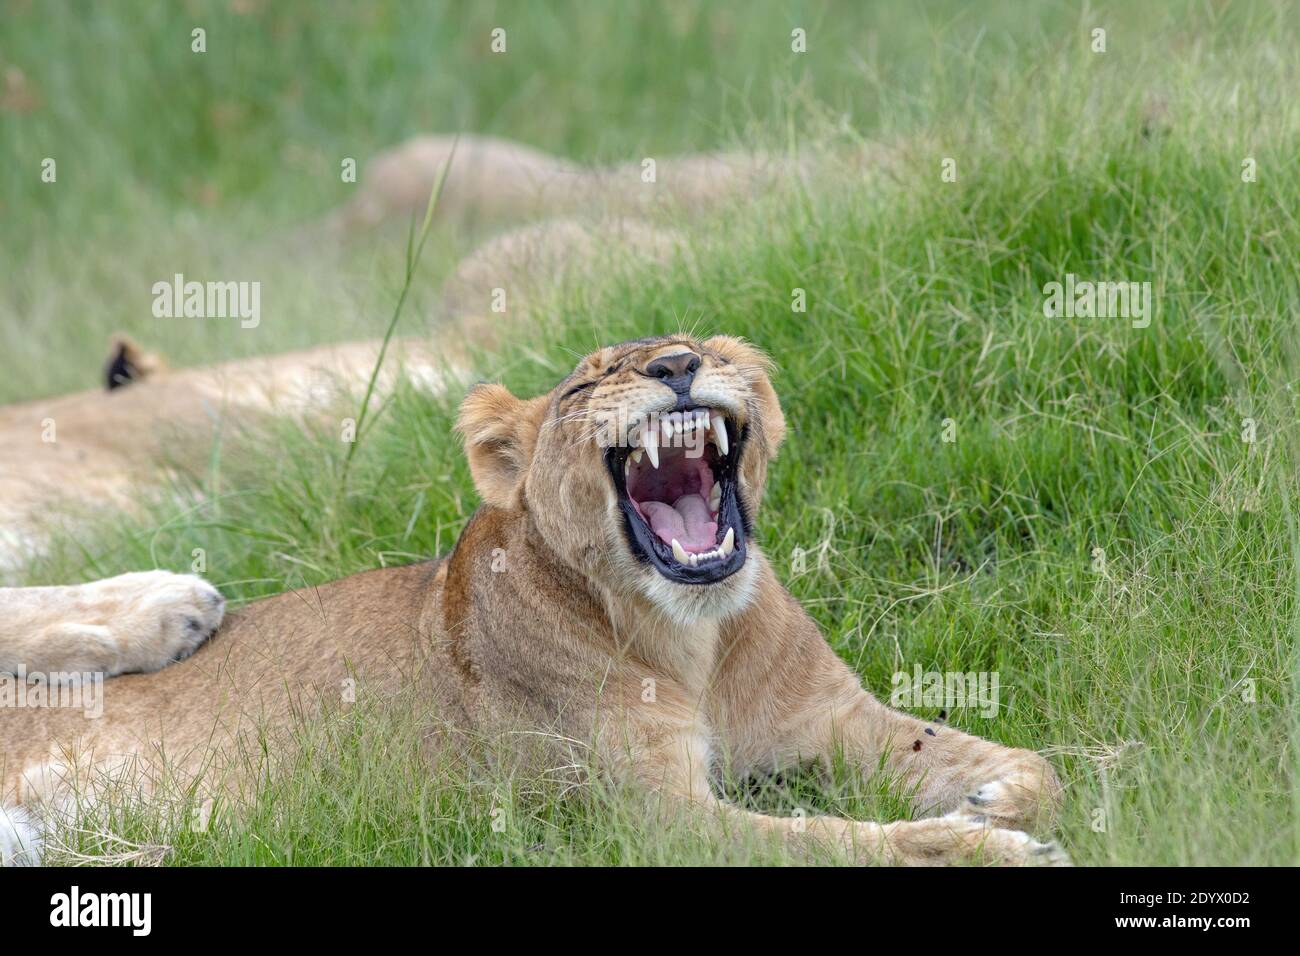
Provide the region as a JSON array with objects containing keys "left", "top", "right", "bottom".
[
  {"left": 112, "top": 571, "right": 225, "bottom": 673},
  {"left": 928, "top": 816, "right": 1072, "bottom": 867},
  {"left": 967, "top": 823, "right": 1072, "bottom": 867},
  {"left": 952, "top": 760, "right": 1062, "bottom": 832},
  {"left": 879, "top": 815, "right": 1070, "bottom": 866},
  {"left": 977, "top": 830, "right": 1069, "bottom": 867},
  {"left": 960, "top": 779, "right": 1015, "bottom": 817},
  {"left": 44, "top": 571, "right": 226, "bottom": 676}
]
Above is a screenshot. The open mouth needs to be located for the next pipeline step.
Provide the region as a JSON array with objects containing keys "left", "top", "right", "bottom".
[{"left": 605, "top": 407, "right": 748, "bottom": 584}]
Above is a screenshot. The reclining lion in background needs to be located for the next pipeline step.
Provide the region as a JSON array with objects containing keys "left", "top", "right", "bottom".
[
  {"left": 323, "top": 133, "right": 820, "bottom": 234},
  {"left": 0, "top": 214, "right": 681, "bottom": 578},
  {"left": 0, "top": 335, "right": 464, "bottom": 580},
  {"left": 0, "top": 334, "right": 1067, "bottom": 866},
  {"left": 0, "top": 130, "right": 847, "bottom": 574}
]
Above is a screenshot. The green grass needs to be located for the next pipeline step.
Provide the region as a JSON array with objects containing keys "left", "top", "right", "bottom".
[{"left": 7, "top": 0, "right": 1300, "bottom": 864}]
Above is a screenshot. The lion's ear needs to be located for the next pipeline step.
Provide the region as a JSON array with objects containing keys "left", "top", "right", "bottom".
[
  {"left": 104, "top": 334, "right": 166, "bottom": 391},
  {"left": 456, "top": 383, "right": 548, "bottom": 510},
  {"left": 702, "top": 335, "right": 786, "bottom": 455}
]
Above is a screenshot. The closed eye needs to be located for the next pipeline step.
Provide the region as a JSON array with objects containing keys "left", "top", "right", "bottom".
[{"left": 561, "top": 380, "right": 596, "bottom": 401}]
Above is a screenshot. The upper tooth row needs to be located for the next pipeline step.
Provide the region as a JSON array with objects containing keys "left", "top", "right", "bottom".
[
  {"left": 660, "top": 409, "right": 711, "bottom": 439},
  {"left": 631, "top": 410, "right": 729, "bottom": 456}
]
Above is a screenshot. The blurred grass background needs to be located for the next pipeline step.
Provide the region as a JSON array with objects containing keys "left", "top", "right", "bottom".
[
  {"left": 4, "top": 0, "right": 1300, "bottom": 865},
  {"left": 5, "top": 0, "right": 1286, "bottom": 400}
]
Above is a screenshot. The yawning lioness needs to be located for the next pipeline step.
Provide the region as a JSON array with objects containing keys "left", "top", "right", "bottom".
[{"left": 0, "top": 335, "right": 1066, "bottom": 866}]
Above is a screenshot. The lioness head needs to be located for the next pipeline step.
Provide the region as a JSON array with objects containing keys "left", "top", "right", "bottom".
[{"left": 457, "top": 335, "right": 785, "bottom": 622}]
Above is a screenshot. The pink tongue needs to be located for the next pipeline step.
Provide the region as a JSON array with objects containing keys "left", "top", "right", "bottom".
[{"left": 641, "top": 494, "right": 718, "bottom": 552}]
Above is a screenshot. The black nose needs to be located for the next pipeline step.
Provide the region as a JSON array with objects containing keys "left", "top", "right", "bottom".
[{"left": 646, "top": 352, "right": 701, "bottom": 393}]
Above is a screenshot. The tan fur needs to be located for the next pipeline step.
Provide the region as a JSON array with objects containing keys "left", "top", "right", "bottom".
[
  {"left": 329, "top": 134, "right": 586, "bottom": 232},
  {"left": 0, "top": 335, "right": 1065, "bottom": 866},
  {"left": 0, "top": 572, "right": 224, "bottom": 678},
  {"left": 438, "top": 217, "right": 682, "bottom": 329},
  {"left": 328, "top": 134, "right": 813, "bottom": 233}
]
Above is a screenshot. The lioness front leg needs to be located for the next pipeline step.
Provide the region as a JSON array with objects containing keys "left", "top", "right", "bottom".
[
  {"left": 0, "top": 571, "right": 225, "bottom": 678},
  {"left": 695, "top": 784, "right": 1067, "bottom": 866},
  {"left": 820, "top": 686, "right": 1064, "bottom": 833},
  {"left": 717, "top": 561, "right": 1063, "bottom": 836},
  {"left": 607, "top": 686, "right": 1064, "bottom": 866},
  {"left": 770, "top": 652, "right": 1064, "bottom": 832}
]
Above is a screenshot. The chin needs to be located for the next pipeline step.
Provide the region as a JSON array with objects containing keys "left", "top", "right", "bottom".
[{"left": 636, "top": 555, "right": 760, "bottom": 626}]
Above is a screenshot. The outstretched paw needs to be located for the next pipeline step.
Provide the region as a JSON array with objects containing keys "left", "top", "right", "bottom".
[
  {"left": 953, "top": 763, "right": 1061, "bottom": 832},
  {"left": 938, "top": 815, "right": 1072, "bottom": 866},
  {"left": 112, "top": 571, "right": 225, "bottom": 673},
  {"left": 41, "top": 571, "right": 227, "bottom": 676},
  {"left": 1027, "top": 838, "right": 1073, "bottom": 867},
  {"left": 882, "top": 815, "right": 1071, "bottom": 866},
  {"left": 972, "top": 822, "right": 1072, "bottom": 866}
]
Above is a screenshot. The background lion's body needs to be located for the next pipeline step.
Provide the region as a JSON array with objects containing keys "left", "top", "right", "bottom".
[{"left": 0, "top": 339, "right": 461, "bottom": 579}]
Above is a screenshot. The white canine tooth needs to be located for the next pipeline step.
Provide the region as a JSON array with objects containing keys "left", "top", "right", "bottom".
[
  {"left": 671, "top": 539, "right": 689, "bottom": 564},
  {"left": 719, "top": 527, "right": 735, "bottom": 557},
  {"left": 645, "top": 437, "right": 659, "bottom": 469},
  {"left": 708, "top": 483, "right": 721, "bottom": 512},
  {"left": 631, "top": 449, "right": 643, "bottom": 465},
  {"left": 711, "top": 412, "right": 729, "bottom": 456}
]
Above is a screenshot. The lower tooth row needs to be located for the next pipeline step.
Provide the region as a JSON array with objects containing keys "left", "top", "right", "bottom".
[{"left": 670, "top": 527, "right": 737, "bottom": 566}]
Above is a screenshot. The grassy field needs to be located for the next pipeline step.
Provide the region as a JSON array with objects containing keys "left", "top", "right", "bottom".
[{"left": 6, "top": 0, "right": 1300, "bottom": 865}]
